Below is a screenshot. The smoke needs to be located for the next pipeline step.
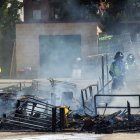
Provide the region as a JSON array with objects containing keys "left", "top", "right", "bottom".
[
  {"left": 14, "top": 0, "right": 140, "bottom": 116},
  {"left": 0, "top": 91, "right": 25, "bottom": 117},
  {"left": 99, "top": 16, "right": 140, "bottom": 91},
  {"left": 50, "top": 0, "right": 98, "bottom": 21},
  {"left": 39, "top": 35, "right": 82, "bottom": 79}
]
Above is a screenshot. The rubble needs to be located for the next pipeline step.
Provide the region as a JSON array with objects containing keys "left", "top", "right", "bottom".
[
  {"left": 0, "top": 95, "right": 70, "bottom": 132},
  {"left": 0, "top": 80, "right": 140, "bottom": 134},
  {"left": 68, "top": 110, "right": 140, "bottom": 134},
  {"left": 1, "top": 94, "right": 140, "bottom": 134}
]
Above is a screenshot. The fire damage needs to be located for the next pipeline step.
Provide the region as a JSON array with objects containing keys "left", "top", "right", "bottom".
[{"left": 0, "top": 78, "right": 140, "bottom": 134}]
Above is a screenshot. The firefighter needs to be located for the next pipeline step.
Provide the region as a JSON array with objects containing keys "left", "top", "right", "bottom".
[
  {"left": 126, "top": 53, "right": 135, "bottom": 68},
  {"left": 125, "top": 53, "right": 140, "bottom": 81},
  {"left": 109, "top": 51, "right": 126, "bottom": 90},
  {"left": 72, "top": 57, "right": 82, "bottom": 79}
]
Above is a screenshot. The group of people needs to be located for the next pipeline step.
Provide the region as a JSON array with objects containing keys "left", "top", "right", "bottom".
[{"left": 109, "top": 51, "right": 136, "bottom": 91}]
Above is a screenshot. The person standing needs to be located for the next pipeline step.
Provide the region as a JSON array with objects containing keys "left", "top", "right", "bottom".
[
  {"left": 125, "top": 53, "right": 136, "bottom": 71},
  {"left": 125, "top": 53, "right": 140, "bottom": 91},
  {"left": 109, "top": 51, "right": 126, "bottom": 90},
  {"left": 72, "top": 57, "right": 82, "bottom": 79}
]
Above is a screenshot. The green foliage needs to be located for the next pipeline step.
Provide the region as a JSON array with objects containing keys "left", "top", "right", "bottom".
[
  {"left": 0, "top": 0, "right": 23, "bottom": 35},
  {"left": 101, "top": 0, "right": 128, "bottom": 29},
  {"left": 0, "top": 0, "right": 23, "bottom": 77}
]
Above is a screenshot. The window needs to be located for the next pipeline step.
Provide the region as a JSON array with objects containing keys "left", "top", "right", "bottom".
[{"left": 33, "top": 10, "right": 41, "bottom": 20}]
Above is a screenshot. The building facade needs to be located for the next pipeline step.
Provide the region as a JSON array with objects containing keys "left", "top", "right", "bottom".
[{"left": 16, "top": 0, "right": 102, "bottom": 78}]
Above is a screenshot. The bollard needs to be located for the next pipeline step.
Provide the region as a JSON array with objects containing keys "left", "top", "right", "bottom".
[
  {"left": 59, "top": 108, "right": 65, "bottom": 130},
  {"left": 52, "top": 107, "right": 56, "bottom": 132}
]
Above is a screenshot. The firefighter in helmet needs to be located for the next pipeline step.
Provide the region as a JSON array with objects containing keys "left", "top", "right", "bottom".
[
  {"left": 109, "top": 51, "right": 126, "bottom": 90},
  {"left": 72, "top": 57, "right": 82, "bottom": 79},
  {"left": 125, "top": 53, "right": 140, "bottom": 81},
  {"left": 126, "top": 53, "right": 135, "bottom": 67}
]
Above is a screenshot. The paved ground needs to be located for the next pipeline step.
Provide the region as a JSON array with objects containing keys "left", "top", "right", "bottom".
[{"left": 0, "top": 132, "right": 140, "bottom": 140}]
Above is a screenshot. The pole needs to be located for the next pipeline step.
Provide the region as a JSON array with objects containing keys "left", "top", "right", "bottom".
[
  {"left": 106, "top": 54, "right": 109, "bottom": 83},
  {"left": 52, "top": 107, "right": 56, "bottom": 132},
  {"left": 59, "top": 108, "right": 65, "bottom": 130},
  {"left": 81, "top": 90, "right": 85, "bottom": 108},
  {"left": 101, "top": 55, "right": 104, "bottom": 94},
  {"left": 94, "top": 95, "right": 97, "bottom": 115}
]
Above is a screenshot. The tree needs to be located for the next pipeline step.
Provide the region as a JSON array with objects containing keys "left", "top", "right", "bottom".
[
  {"left": 98, "top": 0, "right": 128, "bottom": 32},
  {"left": 0, "top": 0, "right": 23, "bottom": 77}
]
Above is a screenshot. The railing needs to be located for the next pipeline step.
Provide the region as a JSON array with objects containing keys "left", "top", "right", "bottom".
[
  {"left": 96, "top": 79, "right": 112, "bottom": 95},
  {"left": 32, "top": 79, "right": 76, "bottom": 91},
  {"left": 94, "top": 94, "right": 140, "bottom": 115},
  {"left": 80, "top": 53, "right": 114, "bottom": 115},
  {"left": 0, "top": 81, "right": 32, "bottom": 92},
  {"left": 81, "top": 78, "right": 112, "bottom": 109},
  {"left": 81, "top": 83, "right": 99, "bottom": 109}
]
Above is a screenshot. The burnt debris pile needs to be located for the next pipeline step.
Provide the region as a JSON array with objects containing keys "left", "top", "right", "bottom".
[
  {"left": 1, "top": 80, "right": 140, "bottom": 133},
  {"left": 1, "top": 94, "right": 140, "bottom": 134},
  {"left": 0, "top": 96, "right": 70, "bottom": 132},
  {"left": 71, "top": 109, "right": 140, "bottom": 134}
]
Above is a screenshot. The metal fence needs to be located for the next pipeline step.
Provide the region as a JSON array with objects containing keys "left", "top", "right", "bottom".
[
  {"left": 3, "top": 96, "right": 66, "bottom": 131},
  {"left": 94, "top": 94, "right": 140, "bottom": 115}
]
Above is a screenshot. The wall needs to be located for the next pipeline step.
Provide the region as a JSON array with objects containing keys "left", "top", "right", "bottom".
[{"left": 16, "top": 22, "right": 99, "bottom": 78}]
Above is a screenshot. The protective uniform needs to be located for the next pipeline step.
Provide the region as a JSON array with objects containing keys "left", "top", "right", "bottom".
[
  {"left": 125, "top": 53, "right": 139, "bottom": 82},
  {"left": 72, "top": 57, "right": 82, "bottom": 79},
  {"left": 109, "top": 52, "right": 125, "bottom": 90},
  {"left": 126, "top": 54, "right": 135, "bottom": 65}
]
